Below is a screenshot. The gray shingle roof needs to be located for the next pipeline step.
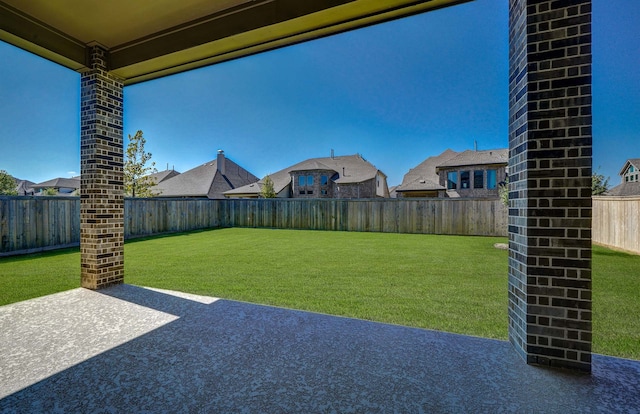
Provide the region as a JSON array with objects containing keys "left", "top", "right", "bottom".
[
  {"left": 155, "top": 156, "right": 257, "bottom": 199},
  {"left": 147, "top": 169, "right": 180, "bottom": 184},
  {"left": 606, "top": 182, "right": 640, "bottom": 197},
  {"left": 395, "top": 149, "right": 458, "bottom": 192},
  {"left": 436, "top": 149, "right": 508, "bottom": 169},
  {"left": 30, "top": 177, "right": 80, "bottom": 190},
  {"left": 225, "top": 154, "right": 384, "bottom": 196},
  {"left": 14, "top": 178, "right": 35, "bottom": 195}
]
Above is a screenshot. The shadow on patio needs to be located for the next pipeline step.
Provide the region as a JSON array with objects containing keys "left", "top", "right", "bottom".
[{"left": 1, "top": 284, "right": 639, "bottom": 412}]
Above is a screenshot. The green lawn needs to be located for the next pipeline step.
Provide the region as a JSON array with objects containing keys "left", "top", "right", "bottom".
[{"left": 1, "top": 228, "right": 638, "bottom": 360}]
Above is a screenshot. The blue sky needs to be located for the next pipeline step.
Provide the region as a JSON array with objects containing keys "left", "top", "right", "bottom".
[{"left": 0, "top": 0, "right": 638, "bottom": 187}]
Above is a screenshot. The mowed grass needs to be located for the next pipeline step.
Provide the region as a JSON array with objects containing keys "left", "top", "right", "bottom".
[{"left": 0, "top": 228, "right": 638, "bottom": 359}]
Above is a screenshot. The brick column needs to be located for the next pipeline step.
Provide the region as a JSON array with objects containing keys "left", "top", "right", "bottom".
[
  {"left": 80, "top": 44, "right": 125, "bottom": 289},
  {"left": 508, "top": 0, "right": 592, "bottom": 372}
]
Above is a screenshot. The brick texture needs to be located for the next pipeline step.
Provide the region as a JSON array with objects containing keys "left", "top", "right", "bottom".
[
  {"left": 508, "top": 0, "right": 592, "bottom": 372},
  {"left": 80, "top": 44, "right": 125, "bottom": 289}
]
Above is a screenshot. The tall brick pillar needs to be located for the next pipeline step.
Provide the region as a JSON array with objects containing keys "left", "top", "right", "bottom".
[
  {"left": 80, "top": 44, "right": 125, "bottom": 289},
  {"left": 508, "top": 0, "right": 592, "bottom": 372}
]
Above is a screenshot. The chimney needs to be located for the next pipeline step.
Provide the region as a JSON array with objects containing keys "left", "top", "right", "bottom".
[
  {"left": 217, "top": 150, "right": 226, "bottom": 175},
  {"left": 331, "top": 148, "right": 334, "bottom": 159}
]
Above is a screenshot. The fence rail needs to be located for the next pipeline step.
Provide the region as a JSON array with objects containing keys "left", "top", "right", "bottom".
[
  {"left": 592, "top": 196, "right": 640, "bottom": 255},
  {"left": 1, "top": 196, "right": 507, "bottom": 256}
]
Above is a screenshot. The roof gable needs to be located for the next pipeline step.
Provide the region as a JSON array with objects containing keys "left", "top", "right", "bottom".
[
  {"left": 147, "top": 169, "right": 180, "bottom": 184},
  {"left": 619, "top": 158, "right": 640, "bottom": 176}
]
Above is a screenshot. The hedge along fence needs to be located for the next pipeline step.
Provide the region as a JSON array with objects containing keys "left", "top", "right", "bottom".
[
  {"left": 592, "top": 196, "right": 640, "bottom": 255},
  {"left": 1, "top": 196, "right": 508, "bottom": 256}
]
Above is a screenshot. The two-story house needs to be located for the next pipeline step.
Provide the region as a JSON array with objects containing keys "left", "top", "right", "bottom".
[
  {"left": 224, "top": 154, "right": 389, "bottom": 199},
  {"left": 396, "top": 148, "right": 508, "bottom": 198}
]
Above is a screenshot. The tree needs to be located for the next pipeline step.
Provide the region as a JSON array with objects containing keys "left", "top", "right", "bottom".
[
  {"left": 498, "top": 177, "right": 509, "bottom": 207},
  {"left": 124, "top": 130, "right": 158, "bottom": 197},
  {"left": 592, "top": 171, "right": 609, "bottom": 195},
  {"left": 260, "top": 175, "right": 276, "bottom": 198},
  {"left": 0, "top": 170, "right": 17, "bottom": 195},
  {"left": 41, "top": 187, "right": 58, "bottom": 196}
]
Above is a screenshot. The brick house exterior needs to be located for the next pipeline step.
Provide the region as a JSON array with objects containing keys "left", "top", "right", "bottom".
[
  {"left": 226, "top": 154, "right": 389, "bottom": 199},
  {"left": 437, "top": 149, "right": 508, "bottom": 198},
  {"left": 396, "top": 149, "right": 507, "bottom": 198}
]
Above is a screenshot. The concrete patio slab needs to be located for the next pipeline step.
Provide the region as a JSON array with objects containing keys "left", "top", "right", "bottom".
[{"left": 1, "top": 284, "right": 639, "bottom": 413}]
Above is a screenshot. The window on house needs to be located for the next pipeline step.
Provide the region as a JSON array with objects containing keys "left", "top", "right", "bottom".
[
  {"left": 321, "top": 189, "right": 328, "bottom": 195},
  {"left": 321, "top": 175, "right": 328, "bottom": 186},
  {"left": 298, "top": 176, "right": 305, "bottom": 187},
  {"left": 307, "top": 175, "right": 314, "bottom": 186},
  {"left": 626, "top": 176, "right": 629, "bottom": 182},
  {"left": 474, "top": 171, "right": 484, "bottom": 189},
  {"left": 460, "top": 171, "right": 470, "bottom": 189},
  {"left": 487, "top": 170, "right": 497, "bottom": 189},
  {"left": 447, "top": 172, "right": 457, "bottom": 189}
]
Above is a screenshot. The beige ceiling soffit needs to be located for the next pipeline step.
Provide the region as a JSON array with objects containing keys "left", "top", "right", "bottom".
[
  {"left": 110, "top": 0, "right": 354, "bottom": 71},
  {"left": 116, "top": 0, "right": 470, "bottom": 85},
  {"left": 0, "top": 1, "right": 86, "bottom": 70},
  {"left": 111, "top": 0, "right": 277, "bottom": 51}
]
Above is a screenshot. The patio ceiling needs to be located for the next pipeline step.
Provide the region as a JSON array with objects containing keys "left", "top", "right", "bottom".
[{"left": 0, "top": 0, "right": 469, "bottom": 85}]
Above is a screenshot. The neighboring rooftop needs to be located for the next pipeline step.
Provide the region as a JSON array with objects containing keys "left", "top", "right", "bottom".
[
  {"left": 12, "top": 177, "right": 35, "bottom": 196},
  {"left": 147, "top": 169, "right": 180, "bottom": 185},
  {"left": 226, "top": 154, "right": 385, "bottom": 197},
  {"left": 606, "top": 182, "right": 640, "bottom": 197},
  {"left": 436, "top": 148, "right": 509, "bottom": 169},
  {"left": 30, "top": 177, "right": 81, "bottom": 190},
  {"left": 155, "top": 151, "right": 257, "bottom": 199},
  {"left": 603, "top": 158, "right": 640, "bottom": 197},
  {"left": 395, "top": 149, "right": 459, "bottom": 193}
]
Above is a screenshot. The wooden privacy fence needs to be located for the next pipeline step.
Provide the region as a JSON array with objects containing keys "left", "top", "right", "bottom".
[
  {"left": 0, "top": 196, "right": 80, "bottom": 255},
  {"left": 217, "top": 198, "right": 507, "bottom": 235},
  {"left": 1, "top": 196, "right": 508, "bottom": 255},
  {"left": 592, "top": 196, "right": 640, "bottom": 255}
]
